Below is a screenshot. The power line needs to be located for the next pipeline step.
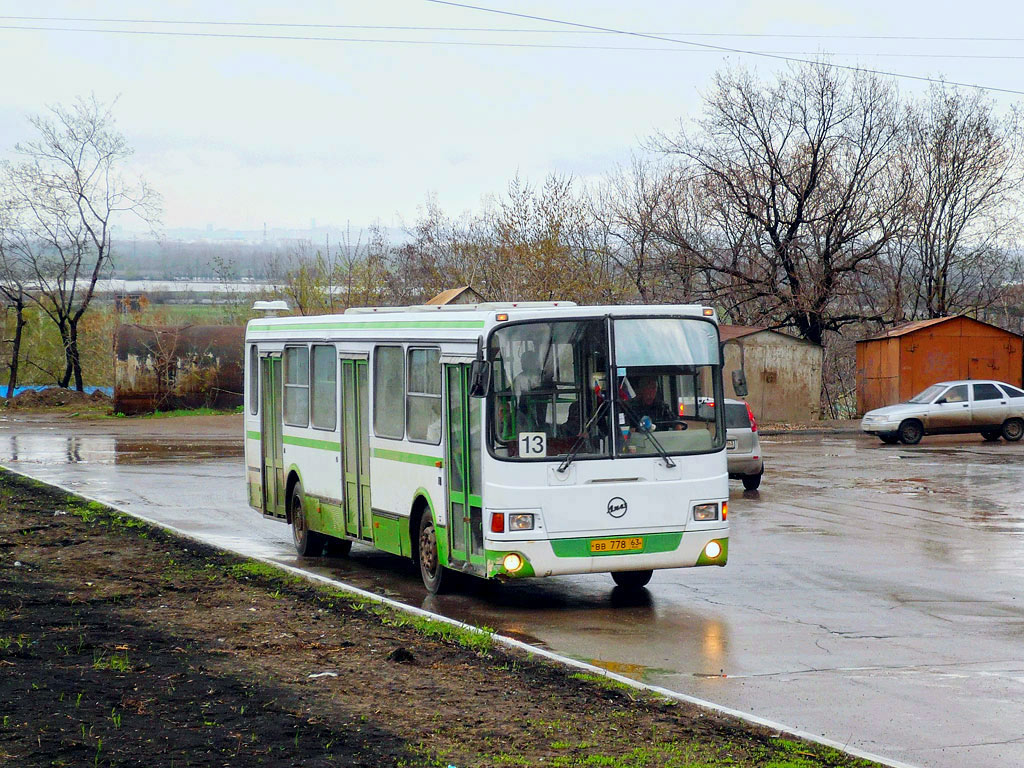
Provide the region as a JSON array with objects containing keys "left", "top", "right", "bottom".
[
  {"left": 423, "top": 0, "right": 1024, "bottom": 97},
  {"left": 3, "top": 22, "right": 1024, "bottom": 62},
  {"left": 1, "top": 14, "right": 1023, "bottom": 42}
]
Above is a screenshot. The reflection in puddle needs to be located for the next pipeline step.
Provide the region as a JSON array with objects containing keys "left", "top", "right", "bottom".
[
  {"left": 588, "top": 659, "right": 648, "bottom": 680},
  {"left": 0, "top": 434, "right": 242, "bottom": 465}
]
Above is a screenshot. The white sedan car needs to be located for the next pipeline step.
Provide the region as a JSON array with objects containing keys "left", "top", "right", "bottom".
[{"left": 861, "top": 379, "right": 1024, "bottom": 445}]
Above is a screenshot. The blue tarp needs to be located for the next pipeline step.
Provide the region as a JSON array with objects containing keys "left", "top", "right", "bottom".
[{"left": 0, "top": 385, "right": 113, "bottom": 398}]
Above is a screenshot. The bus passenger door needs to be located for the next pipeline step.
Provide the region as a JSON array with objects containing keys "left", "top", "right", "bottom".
[
  {"left": 445, "top": 364, "right": 484, "bottom": 570},
  {"left": 260, "top": 355, "right": 285, "bottom": 517},
  {"left": 341, "top": 357, "right": 372, "bottom": 540}
]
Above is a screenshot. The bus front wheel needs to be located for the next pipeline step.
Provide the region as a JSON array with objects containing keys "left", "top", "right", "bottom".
[
  {"left": 611, "top": 569, "right": 653, "bottom": 589},
  {"left": 417, "top": 514, "right": 449, "bottom": 594}
]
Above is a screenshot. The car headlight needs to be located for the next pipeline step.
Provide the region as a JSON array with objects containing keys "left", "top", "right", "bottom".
[{"left": 693, "top": 503, "right": 719, "bottom": 521}]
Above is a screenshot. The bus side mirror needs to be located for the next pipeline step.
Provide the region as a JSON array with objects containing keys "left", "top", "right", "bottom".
[
  {"left": 731, "top": 369, "right": 748, "bottom": 398},
  {"left": 469, "top": 360, "right": 491, "bottom": 398}
]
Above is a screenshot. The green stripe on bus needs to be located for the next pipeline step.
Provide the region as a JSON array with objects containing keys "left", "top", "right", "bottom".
[
  {"left": 249, "top": 320, "right": 485, "bottom": 332},
  {"left": 549, "top": 531, "right": 683, "bottom": 558},
  {"left": 372, "top": 448, "right": 441, "bottom": 467},
  {"left": 282, "top": 434, "right": 341, "bottom": 452},
  {"left": 246, "top": 430, "right": 260, "bottom": 440}
]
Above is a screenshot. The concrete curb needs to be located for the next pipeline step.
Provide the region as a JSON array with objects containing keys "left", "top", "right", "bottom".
[
  {"left": 760, "top": 428, "right": 861, "bottom": 436},
  {"left": 2, "top": 463, "right": 921, "bottom": 768}
]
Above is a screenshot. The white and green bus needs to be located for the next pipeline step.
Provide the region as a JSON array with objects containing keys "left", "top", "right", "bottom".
[{"left": 244, "top": 302, "right": 730, "bottom": 593}]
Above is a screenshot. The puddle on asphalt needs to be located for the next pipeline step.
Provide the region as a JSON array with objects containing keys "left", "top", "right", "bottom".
[
  {"left": 587, "top": 659, "right": 648, "bottom": 680},
  {"left": 0, "top": 434, "right": 242, "bottom": 465}
]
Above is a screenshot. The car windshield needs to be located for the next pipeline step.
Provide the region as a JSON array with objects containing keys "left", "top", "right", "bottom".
[
  {"left": 487, "top": 316, "right": 725, "bottom": 461},
  {"left": 908, "top": 384, "right": 945, "bottom": 404}
]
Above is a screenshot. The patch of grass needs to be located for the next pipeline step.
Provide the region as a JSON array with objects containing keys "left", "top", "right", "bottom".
[
  {"left": 227, "top": 561, "right": 303, "bottom": 587},
  {"left": 0, "top": 634, "right": 33, "bottom": 655},
  {"left": 569, "top": 672, "right": 634, "bottom": 694},
  {"left": 106, "top": 406, "right": 242, "bottom": 420},
  {"left": 66, "top": 500, "right": 106, "bottom": 524},
  {"left": 372, "top": 606, "right": 494, "bottom": 655},
  {"left": 92, "top": 649, "right": 132, "bottom": 673}
]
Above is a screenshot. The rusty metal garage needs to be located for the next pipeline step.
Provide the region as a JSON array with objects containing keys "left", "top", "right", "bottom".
[
  {"left": 113, "top": 325, "right": 245, "bottom": 415},
  {"left": 855, "top": 315, "right": 1023, "bottom": 414},
  {"left": 720, "top": 326, "right": 823, "bottom": 423}
]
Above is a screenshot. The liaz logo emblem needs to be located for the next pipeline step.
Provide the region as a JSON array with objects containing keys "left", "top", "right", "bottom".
[{"left": 607, "top": 497, "right": 627, "bottom": 518}]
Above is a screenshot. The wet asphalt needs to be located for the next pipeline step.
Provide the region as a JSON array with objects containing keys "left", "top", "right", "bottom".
[{"left": 1, "top": 414, "right": 1022, "bottom": 768}]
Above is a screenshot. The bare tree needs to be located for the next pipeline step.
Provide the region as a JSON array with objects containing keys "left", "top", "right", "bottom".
[
  {"left": 658, "top": 63, "right": 908, "bottom": 345},
  {"left": 483, "top": 174, "right": 626, "bottom": 304},
  {"left": 0, "top": 194, "right": 29, "bottom": 398},
  {"left": 590, "top": 155, "right": 681, "bottom": 303},
  {"left": 2, "top": 96, "right": 159, "bottom": 390},
  {"left": 896, "top": 85, "right": 1024, "bottom": 319},
  {"left": 266, "top": 225, "right": 394, "bottom": 315}
]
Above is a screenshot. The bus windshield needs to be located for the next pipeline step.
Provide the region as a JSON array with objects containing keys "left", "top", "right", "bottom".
[
  {"left": 488, "top": 316, "right": 724, "bottom": 461},
  {"left": 613, "top": 318, "right": 723, "bottom": 458},
  {"left": 489, "top": 319, "right": 611, "bottom": 460}
]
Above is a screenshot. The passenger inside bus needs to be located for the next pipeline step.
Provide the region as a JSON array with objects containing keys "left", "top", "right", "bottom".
[{"left": 513, "top": 350, "right": 554, "bottom": 433}]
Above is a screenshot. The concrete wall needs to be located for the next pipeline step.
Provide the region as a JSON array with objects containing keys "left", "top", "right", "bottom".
[{"left": 723, "top": 331, "right": 823, "bottom": 423}]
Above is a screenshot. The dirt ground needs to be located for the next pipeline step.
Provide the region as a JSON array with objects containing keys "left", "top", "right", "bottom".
[
  {"left": 0, "top": 469, "right": 880, "bottom": 768},
  {"left": 3, "top": 388, "right": 111, "bottom": 410}
]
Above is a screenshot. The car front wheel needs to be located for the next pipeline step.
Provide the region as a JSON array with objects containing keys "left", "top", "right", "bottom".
[
  {"left": 1001, "top": 418, "right": 1024, "bottom": 442},
  {"left": 898, "top": 420, "right": 923, "bottom": 445},
  {"left": 878, "top": 433, "right": 899, "bottom": 445}
]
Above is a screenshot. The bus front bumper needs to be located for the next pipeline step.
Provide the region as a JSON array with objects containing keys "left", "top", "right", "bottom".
[{"left": 486, "top": 529, "right": 728, "bottom": 580}]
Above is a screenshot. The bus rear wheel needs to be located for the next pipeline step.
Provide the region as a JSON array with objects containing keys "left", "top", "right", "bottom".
[
  {"left": 290, "top": 482, "right": 323, "bottom": 557},
  {"left": 417, "top": 514, "right": 449, "bottom": 594},
  {"left": 611, "top": 569, "right": 653, "bottom": 589}
]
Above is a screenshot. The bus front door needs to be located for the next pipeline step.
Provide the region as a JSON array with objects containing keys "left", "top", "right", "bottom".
[
  {"left": 341, "top": 358, "right": 372, "bottom": 541},
  {"left": 260, "top": 355, "right": 286, "bottom": 518},
  {"left": 445, "top": 364, "right": 484, "bottom": 571}
]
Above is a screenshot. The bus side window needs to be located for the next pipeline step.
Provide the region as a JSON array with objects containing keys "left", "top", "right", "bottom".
[
  {"left": 407, "top": 348, "right": 441, "bottom": 444},
  {"left": 283, "top": 346, "right": 309, "bottom": 427},
  {"left": 310, "top": 345, "right": 337, "bottom": 431},
  {"left": 373, "top": 345, "right": 405, "bottom": 439},
  {"left": 248, "top": 344, "right": 258, "bottom": 415}
]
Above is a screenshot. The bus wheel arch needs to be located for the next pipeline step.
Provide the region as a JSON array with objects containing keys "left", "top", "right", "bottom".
[
  {"left": 409, "top": 495, "right": 431, "bottom": 566},
  {"left": 284, "top": 470, "right": 302, "bottom": 525}
]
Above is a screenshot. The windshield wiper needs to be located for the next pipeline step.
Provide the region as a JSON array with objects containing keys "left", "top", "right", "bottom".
[
  {"left": 616, "top": 396, "right": 677, "bottom": 468},
  {"left": 557, "top": 399, "right": 609, "bottom": 474}
]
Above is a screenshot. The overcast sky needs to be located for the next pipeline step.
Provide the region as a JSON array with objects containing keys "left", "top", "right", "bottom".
[{"left": 0, "top": 1, "right": 1021, "bottom": 235}]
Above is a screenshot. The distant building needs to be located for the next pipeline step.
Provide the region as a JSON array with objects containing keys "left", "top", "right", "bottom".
[
  {"left": 426, "top": 286, "right": 485, "bottom": 305},
  {"left": 720, "top": 326, "right": 823, "bottom": 423},
  {"left": 855, "top": 315, "right": 1024, "bottom": 414}
]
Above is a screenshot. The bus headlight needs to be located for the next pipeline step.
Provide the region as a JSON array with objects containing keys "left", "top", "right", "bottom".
[
  {"left": 502, "top": 553, "right": 524, "bottom": 572},
  {"left": 693, "top": 503, "right": 719, "bottom": 521},
  {"left": 508, "top": 513, "right": 535, "bottom": 531},
  {"left": 704, "top": 540, "right": 722, "bottom": 559}
]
